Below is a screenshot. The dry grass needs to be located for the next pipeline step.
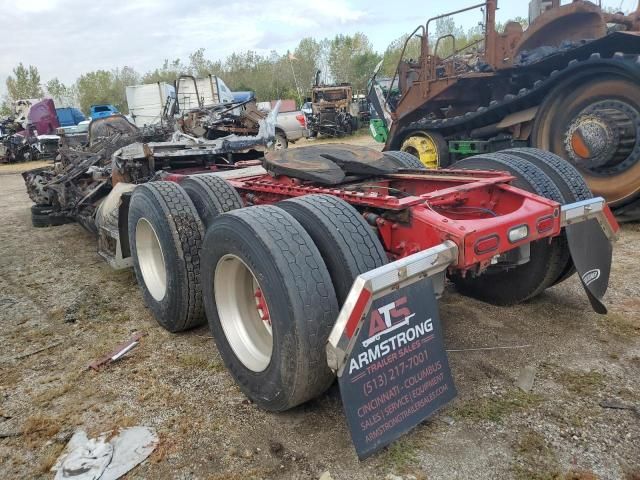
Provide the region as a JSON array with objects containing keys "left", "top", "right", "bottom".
[
  {"left": 451, "top": 389, "right": 544, "bottom": 423},
  {"left": 511, "top": 430, "right": 561, "bottom": 480},
  {"left": 601, "top": 313, "right": 640, "bottom": 339},
  {"left": 555, "top": 370, "right": 606, "bottom": 396},
  {"left": 178, "top": 353, "right": 226, "bottom": 373},
  {"left": 37, "top": 443, "right": 66, "bottom": 474},
  {"left": 34, "top": 383, "right": 73, "bottom": 406},
  {"left": 22, "top": 414, "right": 62, "bottom": 440}
]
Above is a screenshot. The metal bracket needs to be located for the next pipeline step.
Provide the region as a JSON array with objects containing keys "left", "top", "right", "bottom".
[
  {"left": 560, "top": 197, "right": 618, "bottom": 241},
  {"left": 326, "top": 241, "right": 458, "bottom": 374}
]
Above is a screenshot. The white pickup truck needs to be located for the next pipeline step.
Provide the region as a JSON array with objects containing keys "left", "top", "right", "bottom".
[{"left": 257, "top": 100, "right": 308, "bottom": 149}]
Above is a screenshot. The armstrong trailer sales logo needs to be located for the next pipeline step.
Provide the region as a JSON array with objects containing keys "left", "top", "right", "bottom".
[{"left": 338, "top": 278, "right": 457, "bottom": 459}]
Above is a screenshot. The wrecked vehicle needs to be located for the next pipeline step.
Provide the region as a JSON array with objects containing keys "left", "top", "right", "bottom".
[
  {"left": 172, "top": 75, "right": 272, "bottom": 154},
  {"left": 306, "top": 72, "right": 358, "bottom": 137},
  {"left": 22, "top": 107, "right": 279, "bottom": 236},
  {"left": 0, "top": 98, "right": 62, "bottom": 162}
]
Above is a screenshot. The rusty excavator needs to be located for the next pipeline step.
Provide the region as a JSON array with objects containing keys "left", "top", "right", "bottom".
[{"left": 369, "top": 0, "right": 640, "bottom": 220}]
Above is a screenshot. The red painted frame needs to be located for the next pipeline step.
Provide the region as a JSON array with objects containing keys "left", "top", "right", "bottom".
[
  {"left": 166, "top": 167, "right": 616, "bottom": 274},
  {"left": 226, "top": 169, "right": 563, "bottom": 272}
]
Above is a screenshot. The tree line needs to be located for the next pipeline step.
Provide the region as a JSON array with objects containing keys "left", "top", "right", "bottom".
[{"left": 1, "top": 17, "right": 527, "bottom": 116}]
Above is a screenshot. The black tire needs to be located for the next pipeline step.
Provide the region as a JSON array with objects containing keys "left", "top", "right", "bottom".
[
  {"left": 31, "top": 204, "right": 54, "bottom": 215},
  {"left": 181, "top": 175, "right": 243, "bottom": 229},
  {"left": 128, "top": 181, "right": 205, "bottom": 332},
  {"left": 501, "top": 147, "right": 594, "bottom": 284},
  {"left": 201, "top": 206, "right": 339, "bottom": 411},
  {"left": 31, "top": 212, "right": 52, "bottom": 228},
  {"left": 274, "top": 131, "right": 288, "bottom": 150},
  {"left": 31, "top": 208, "right": 72, "bottom": 228},
  {"left": 278, "top": 194, "right": 387, "bottom": 305},
  {"left": 384, "top": 150, "right": 427, "bottom": 170},
  {"left": 449, "top": 153, "right": 567, "bottom": 305}
]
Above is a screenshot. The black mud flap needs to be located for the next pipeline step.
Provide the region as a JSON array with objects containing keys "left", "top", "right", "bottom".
[
  {"left": 337, "top": 278, "right": 457, "bottom": 459},
  {"left": 326, "top": 242, "right": 459, "bottom": 459},
  {"left": 565, "top": 219, "right": 612, "bottom": 314}
]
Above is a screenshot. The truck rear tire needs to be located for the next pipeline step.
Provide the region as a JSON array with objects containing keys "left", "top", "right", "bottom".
[
  {"left": 278, "top": 194, "right": 387, "bottom": 305},
  {"left": 501, "top": 147, "right": 593, "bottom": 285},
  {"left": 201, "top": 206, "right": 339, "bottom": 411},
  {"left": 181, "top": 175, "right": 243, "bottom": 229},
  {"left": 128, "top": 181, "right": 205, "bottom": 332},
  {"left": 449, "top": 153, "right": 567, "bottom": 305},
  {"left": 384, "top": 150, "right": 427, "bottom": 170}
]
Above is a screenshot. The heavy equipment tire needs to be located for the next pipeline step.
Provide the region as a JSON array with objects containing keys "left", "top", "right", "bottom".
[
  {"left": 274, "top": 131, "right": 288, "bottom": 150},
  {"left": 502, "top": 147, "right": 593, "bottom": 284},
  {"left": 449, "top": 153, "right": 566, "bottom": 305},
  {"left": 181, "top": 175, "right": 243, "bottom": 229},
  {"left": 278, "top": 194, "right": 387, "bottom": 305},
  {"left": 532, "top": 76, "right": 640, "bottom": 207},
  {"left": 400, "top": 130, "right": 449, "bottom": 169},
  {"left": 384, "top": 150, "right": 427, "bottom": 170},
  {"left": 201, "top": 206, "right": 339, "bottom": 411},
  {"left": 128, "top": 181, "right": 205, "bottom": 332}
]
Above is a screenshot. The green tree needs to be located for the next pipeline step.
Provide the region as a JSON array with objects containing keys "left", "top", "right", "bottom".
[
  {"left": 328, "top": 33, "right": 381, "bottom": 90},
  {"left": 381, "top": 34, "right": 422, "bottom": 77},
  {"left": 188, "top": 48, "right": 223, "bottom": 77},
  {"left": 292, "top": 38, "right": 324, "bottom": 90},
  {"left": 76, "top": 70, "right": 115, "bottom": 114},
  {"left": 142, "top": 58, "right": 186, "bottom": 84},
  {"left": 6, "top": 63, "right": 43, "bottom": 102},
  {"left": 46, "top": 78, "right": 77, "bottom": 107}
]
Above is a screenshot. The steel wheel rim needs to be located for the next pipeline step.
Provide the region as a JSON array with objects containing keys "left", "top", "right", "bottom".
[
  {"left": 562, "top": 100, "right": 640, "bottom": 175},
  {"left": 401, "top": 133, "right": 439, "bottom": 168},
  {"left": 214, "top": 254, "right": 273, "bottom": 372},
  {"left": 135, "top": 218, "right": 167, "bottom": 301}
]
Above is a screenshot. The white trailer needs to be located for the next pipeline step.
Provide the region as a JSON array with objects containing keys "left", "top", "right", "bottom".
[
  {"left": 176, "top": 75, "right": 235, "bottom": 110},
  {"left": 126, "top": 82, "right": 176, "bottom": 128}
]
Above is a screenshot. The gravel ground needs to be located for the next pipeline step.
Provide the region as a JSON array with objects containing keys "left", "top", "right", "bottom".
[{"left": 0, "top": 158, "right": 638, "bottom": 479}]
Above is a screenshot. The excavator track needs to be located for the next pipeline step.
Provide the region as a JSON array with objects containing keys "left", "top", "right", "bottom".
[
  {"left": 398, "top": 53, "right": 640, "bottom": 139},
  {"left": 393, "top": 53, "right": 640, "bottom": 219}
]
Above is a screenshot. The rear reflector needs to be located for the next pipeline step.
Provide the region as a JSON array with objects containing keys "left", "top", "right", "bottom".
[
  {"left": 474, "top": 234, "right": 500, "bottom": 255},
  {"left": 536, "top": 215, "right": 554, "bottom": 233},
  {"left": 508, "top": 225, "right": 529, "bottom": 243}
]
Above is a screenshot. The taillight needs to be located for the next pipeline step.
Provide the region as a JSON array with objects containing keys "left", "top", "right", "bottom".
[
  {"left": 474, "top": 234, "right": 500, "bottom": 255},
  {"left": 295, "top": 114, "right": 306, "bottom": 128},
  {"left": 508, "top": 225, "right": 529, "bottom": 243},
  {"left": 536, "top": 215, "right": 554, "bottom": 233}
]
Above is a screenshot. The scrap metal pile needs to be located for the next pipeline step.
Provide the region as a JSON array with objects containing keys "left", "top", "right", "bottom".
[{"left": 22, "top": 106, "right": 278, "bottom": 232}]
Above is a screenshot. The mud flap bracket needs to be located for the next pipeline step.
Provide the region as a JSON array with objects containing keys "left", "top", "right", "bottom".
[{"left": 326, "top": 240, "right": 458, "bottom": 374}]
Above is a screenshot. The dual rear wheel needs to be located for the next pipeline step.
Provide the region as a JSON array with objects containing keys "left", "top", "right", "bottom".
[
  {"left": 127, "top": 151, "right": 589, "bottom": 409},
  {"left": 128, "top": 176, "right": 386, "bottom": 411}
]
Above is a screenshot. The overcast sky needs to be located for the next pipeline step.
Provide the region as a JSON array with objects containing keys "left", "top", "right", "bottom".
[{"left": 0, "top": 0, "right": 636, "bottom": 95}]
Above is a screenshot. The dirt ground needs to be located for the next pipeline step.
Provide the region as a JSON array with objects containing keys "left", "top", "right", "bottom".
[{"left": 0, "top": 150, "right": 639, "bottom": 480}]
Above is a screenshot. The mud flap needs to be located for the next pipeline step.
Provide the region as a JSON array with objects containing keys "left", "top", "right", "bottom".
[
  {"left": 326, "top": 242, "right": 459, "bottom": 459},
  {"left": 562, "top": 198, "right": 619, "bottom": 315},
  {"left": 566, "top": 219, "right": 612, "bottom": 314}
]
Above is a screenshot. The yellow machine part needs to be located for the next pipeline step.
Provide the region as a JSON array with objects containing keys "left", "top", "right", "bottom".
[{"left": 400, "top": 133, "right": 442, "bottom": 169}]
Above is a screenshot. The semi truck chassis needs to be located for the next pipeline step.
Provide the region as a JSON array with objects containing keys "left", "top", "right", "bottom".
[{"left": 27, "top": 144, "right": 618, "bottom": 415}]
